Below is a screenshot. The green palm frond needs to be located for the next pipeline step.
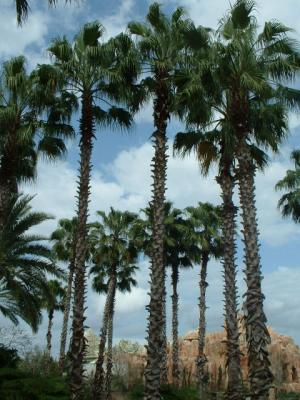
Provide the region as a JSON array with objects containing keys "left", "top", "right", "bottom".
[
  {"left": 0, "top": 194, "right": 59, "bottom": 331},
  {"left": 276, "top": 150, "right": 300, "bottom": 222}
]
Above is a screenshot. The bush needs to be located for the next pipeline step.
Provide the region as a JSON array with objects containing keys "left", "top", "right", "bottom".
[
  {"left": 0, "top": 369, "right": 69, "bottom": 400},
  {"left": 0, "top": 344, "right": 20, "bottom": 368},
  {"left": 278, "top": 393, "right": 300, "bottom": 400},
  {"left": 126, "top": 384, "right": 199, "bottom": 400},
  {"left": 19, "top": 346, "right": 59, "bottom": 376}
]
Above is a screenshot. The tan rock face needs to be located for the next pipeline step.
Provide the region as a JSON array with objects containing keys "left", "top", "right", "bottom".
[
  {"left": 84, "top": 326, "right": 300, "bottom": 392},
  {"left": 171, "top": 327, "right": 300, "bottom": 392}
]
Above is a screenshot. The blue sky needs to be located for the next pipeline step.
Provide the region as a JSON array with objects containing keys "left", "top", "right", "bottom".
[{"left": 1, "top": 0, "right": 300, "bottom": 356}]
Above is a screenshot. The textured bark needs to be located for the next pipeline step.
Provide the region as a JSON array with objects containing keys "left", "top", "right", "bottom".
[
  {"left": 46, "top": 309, "right": 54, "bottom": 357},
  {"left": 59, "top": 260, "right": 75, "bottom": 373},
  {"left": 218, "top": 172, "right": 243, "bottom": 400},
  {"left": 105, "top": 298, "right": 115, "bottom": 400},
  {"left": 160, "top": 269, "right": 168, "bottom": 386},
  {"left": 0, "top": 179, "right": 17, "bottom": 232},
  {"left": 144, "top": 69, "right": 169, "bottom": 400},
  {"left": 171, "top": 264, "right": 180, "bottom": 386},
  {"left": 197, "top": 252, "right": 209, "bottom": 397},
  {"left": 93, "top": 273, "right": 117, "bottom": 400},
  {"left": 237, "top": 141, "right": 273, "bottom": 400},
  {"left": 70, "top": 90, "right": 94, "bottom": 400}
]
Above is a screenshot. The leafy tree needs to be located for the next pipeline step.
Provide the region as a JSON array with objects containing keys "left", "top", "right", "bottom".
[
  {"left": 47, "top": 22, "right": 137, "bottom": 398},
  {"left": 90, "top": 208, "right": 139, "bottom": 400},
  {"left": 0, "top": 194, "right": 59, "bottom": 331},
  {"left": 185, "top": 203, "right": 222, "bottom": 396},
  {"left": 42, "top": 279, "right": 65, "bottom": 358},
  {"left": 0, "top": 56, "right": 74, "bottom": 231},
  {"left": 14, "top": 0, "right": 72, "bottom": 25},
  {"left": 128, "top": 5, "right": 204, "bottom": 397},
  {"left": 276, "top": 150, "right": 300, "bottom": 222}
]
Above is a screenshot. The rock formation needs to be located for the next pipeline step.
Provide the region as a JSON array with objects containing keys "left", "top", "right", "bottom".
[
  {"left": 84, "top": 326, "right": 300, "bottom": 392},
  {"left": 174, "top": 327, "right": 300, "bottom": 392}
]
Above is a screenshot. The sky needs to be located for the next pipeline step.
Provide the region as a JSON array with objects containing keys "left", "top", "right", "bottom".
[{"left": 1, "top": 0, "right": 300, "bottom": 356}]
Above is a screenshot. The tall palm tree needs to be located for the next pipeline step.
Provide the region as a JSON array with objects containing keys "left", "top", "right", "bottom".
[
  {"left": 276, "top": 150, "right": 300, "bottom": 222},
  {"left": 0, "top": 194, "right": 60, "bottom": 331},
  {"left": 0, "top": 56, "right": 74, "bottom": 231},
  {"left": 47, "top": 23, "right": 137, "bottom": 398},
  {"left": 91, "top": 264, "right": 138, "bottom": 400},
  {"left": 185, "top": 203, "right": 222, "bottom": 396},
  {"left": 216, "top": 2, "right": 300, "bottom": 397},
  {"left": 14, "top": 0, "right": 72, "bottom": 25},
  {"left": 176, "top": 1, "right": 300, "bottom": 397},
  {"left": 89, "top": 208, "right": 139, "bottom": 400},
  {"left": 51, "top": 217, "right": 78, "bottom": 373},
  {"left": 135, "top": 202, "right": 196, "bottom": 386},
  {"left": 42, "top": 279, "right": 65, "bottom": 358},
  {"left": 128, "top": 5, "right": 200, "bottom": 397}
]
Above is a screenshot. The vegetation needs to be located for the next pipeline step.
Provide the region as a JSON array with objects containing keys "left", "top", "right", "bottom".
[{"left": 1, "top": 0, "right": 300, "bottom": 399}]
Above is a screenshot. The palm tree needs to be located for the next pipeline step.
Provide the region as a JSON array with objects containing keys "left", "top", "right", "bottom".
[
  {"left": 276, "top": 150, "right": 300, "bottom": 222},
  {"left": 0, "top": 194, "right": 60, "bottom": 331},
  {"left": 175, "top": 1, "right": 300, "bottom": 397},
  {"left": 89, "top": 208, "right": 139, "bottom": 400},
  {"left": 91, "top": 264, "right": 138, "bottom": 400},
  {"left": 42, "top": 279, "right": 65, "bottom": 358},
  {"left": 0, "top": 56, "right": 74, "bottom": 231},
  {"left": 128, "top": 5, "right": 200, "bottom": 397},
  {"left": 51, "top": 217, "right": 78, "bottom": 373},
  {"left": 14, "top": 0, "right": 72, "bottom": 25},
  {"left": 47, "top": 23, "right": 137, "bottom": 398},
  {"left": 135, "top": 202, "right": 196, "bottom": 386},
  {"left": 185, "top": 203, "right": 222, "bottom": 396},
  {"left": 216, "top": 2, "right": 300, "bottom": 397}
]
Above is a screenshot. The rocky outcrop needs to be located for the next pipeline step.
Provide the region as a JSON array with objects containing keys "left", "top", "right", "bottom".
[
  {"left": 84, "top": 326, "right": 300, "bottom": 392},
  {"left": 174, "top": 327, "right": 300, "bottom": 392}
]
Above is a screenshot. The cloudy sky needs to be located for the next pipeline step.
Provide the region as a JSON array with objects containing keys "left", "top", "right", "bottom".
[{"left": 1, "top": 0, "right": 300, "bottom": 355}]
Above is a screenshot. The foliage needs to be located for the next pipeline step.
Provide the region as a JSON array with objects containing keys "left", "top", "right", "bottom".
[
  {"left": 0, "top": 327, "right": 32, "bottom": 357},
  {"left": 19, "top": 346, "right": 60, "bottom": 376},
  {"left": 111, "top": 340, "right": 145, "bottom": 391},
  {"left": 0, "top": 367, "right": 69, "bottom": 399},
  {"left": 0, "top": 55, "right": 74, "bottom": 189},
  {"left": 0, "top": 345, "right": 20, "bottom": 368},
  {"left": 0, "top": 194, "right": 61, "bottom": 331},
  {"left": 276, "top": 150, "right": 300, "bottom": 222},
  {"left": 126, "top": 384, "right": 199, "bottom": 400}
]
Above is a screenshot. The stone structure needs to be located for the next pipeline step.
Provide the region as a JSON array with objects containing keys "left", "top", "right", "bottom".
[{"left": 84, "top": 326, "right": 300, "bottom": 392}]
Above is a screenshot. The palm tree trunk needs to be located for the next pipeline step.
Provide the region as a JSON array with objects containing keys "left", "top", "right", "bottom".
[
  {"left": 144, "top": 69, "right": 169, "bottom": 400},
  {"left": 70, "top": 90, "right": 94, "bottom": 400},
  {"left": 218, "top": 171, "right": 243, "bottom": 400},
  {"left": 105, "top": 300, "right": 115, "bottom": 400},
  {"left": 197, "top": 251, "right": 209, "bottom": 397},
  {"left": 59, "top": 260, "right": 75, "bottom": 373},
  {"left": 0, "top": 179, "right": 17, "bottom": 233},
  {"left": 46, "top": 308, "right": 54, "bottom": 357},
  {"left": 93, "top": 273, "right": 117, "bottom": 400},
  {"left": 160, "top": 269, "right": 168, "bottom": 386},
  {"left": 236, "top": 141, "right": 273, "bottom": 400},
  {"left": 171, "top": 264, "right": 180, "bottom": 387}
]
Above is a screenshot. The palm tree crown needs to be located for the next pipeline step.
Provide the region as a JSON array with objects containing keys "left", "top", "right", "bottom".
[{"left": 276, "top": 150, "right": 300, "bottom": 222}]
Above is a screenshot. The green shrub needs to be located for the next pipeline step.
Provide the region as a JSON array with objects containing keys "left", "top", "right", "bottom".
[
  {"left": 126, "top": 384, "right": 199, "bottom": 400},
  {"left": 0, "top": 371, "right": 69, "bottom": 400},
  {"left": 278, "top": 393, "right": 300, "bottom": 400},
  {"left": 19, "top": 346, "right": 59, "bottom": 376},
  {"left": 0, "top": 345, "right": 20, "bottom": 368}
]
